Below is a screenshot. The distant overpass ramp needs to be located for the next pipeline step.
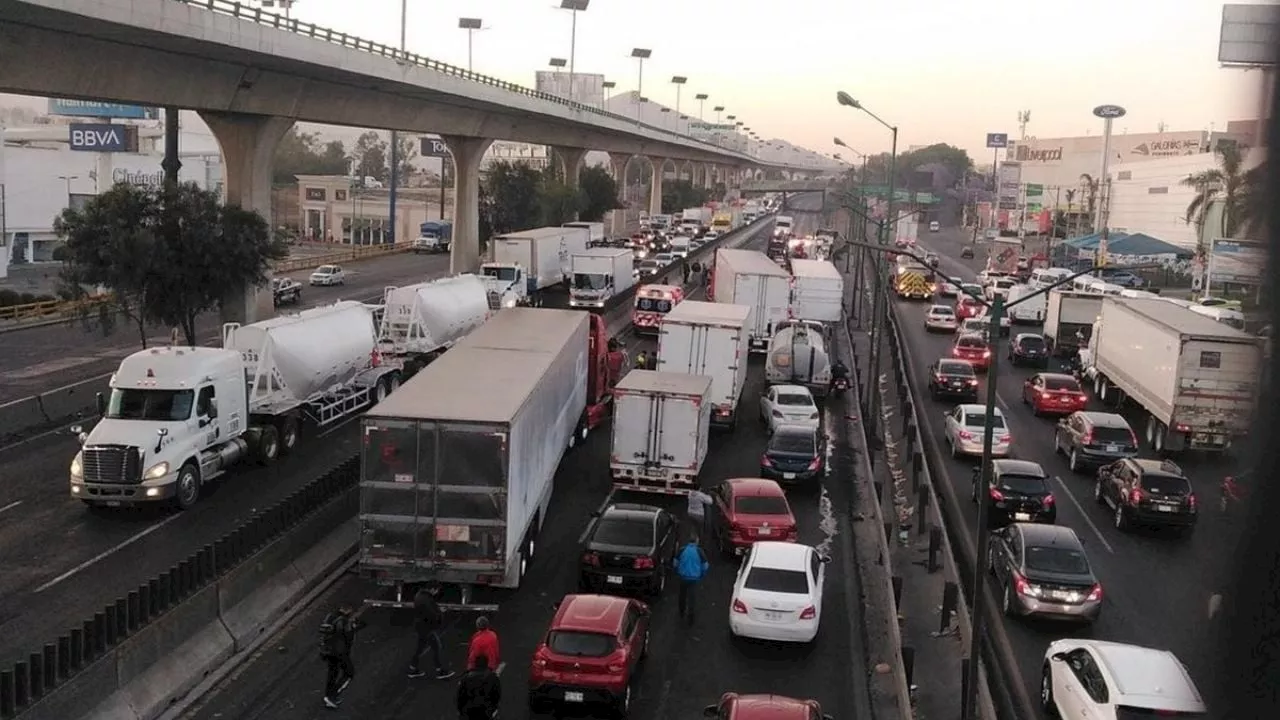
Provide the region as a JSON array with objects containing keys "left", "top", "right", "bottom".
[{"left": 741, "top": 180, "right": 834, "bottom": 193}]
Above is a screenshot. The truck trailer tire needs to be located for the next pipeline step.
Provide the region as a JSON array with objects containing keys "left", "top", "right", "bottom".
[
  {"left": 277, "top": 416, "right": 299, "bottom": 455},
  {"left": 175, "top": 463, "right": 201, "bottom": 510},
  {"left": 256, "top": 426, "right": 280, "bottom": 465}
]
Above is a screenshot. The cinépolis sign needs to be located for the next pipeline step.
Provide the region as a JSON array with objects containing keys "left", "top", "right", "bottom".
[{"left": 113, "top": 169, "right": 164, "bottom": 186}]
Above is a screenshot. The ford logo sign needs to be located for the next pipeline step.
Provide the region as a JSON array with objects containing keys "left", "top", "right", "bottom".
[{"left": 1092, "top": 105, "right": 1127, "bottom": 119}]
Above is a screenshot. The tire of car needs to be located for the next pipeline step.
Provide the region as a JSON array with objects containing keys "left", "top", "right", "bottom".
[
  {"left": 1094, "top": 479, "right": 1106, "bottom": 505},
  {"left": 1068, "top": 448, "right": 1082, "bottom": 473},
  {"left": 1041, "top": 665, "right": 1058, "bottom": 716}
]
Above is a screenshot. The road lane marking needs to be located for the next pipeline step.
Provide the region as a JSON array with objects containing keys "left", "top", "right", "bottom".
[
  {"left": 34, "top": 513, "right": 183, "bottom": 593},
  {"left": 0, "top": 500, "right": 21, "bottom": 514},
  {"left": 817, "top": 418, "right": 839, "bottom": 558},
  {"left": 1050, "top": 476, "right": 1115, "bottom": 553}
]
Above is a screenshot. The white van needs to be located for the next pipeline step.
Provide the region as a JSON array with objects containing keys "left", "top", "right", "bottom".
[
  {"left": 1006, "top": 284, "right": 1047, "bottom": 324},
  {"left": 1030, "top": 267, "right": 1072, "bottom": 290},
  {"left": 1099, "top": 283, "right": 1125, "bottom": 296},
  {"left": 1070, "top": 275, "right": 1097, "bottom": 293},
  {"left": 1190, "top": 304, "right": 1247, "bottom": 330},
  {"left": 1119, "top": 289, "right": 1158, "bottom": 300}
]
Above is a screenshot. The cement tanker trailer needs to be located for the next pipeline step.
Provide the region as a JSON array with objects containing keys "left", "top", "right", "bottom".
[
  {"left": 764, "top": 321, "right": 833, "bottom": 397},
  {"left": 378, "top": 274, "right": 493, "bottom": 374},
  {"left": 69, "top": 301, "right": 402, "bottom": 510}
]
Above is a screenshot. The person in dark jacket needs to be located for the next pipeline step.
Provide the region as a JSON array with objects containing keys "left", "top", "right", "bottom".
[
  {"left": 320, "top": 603, "right": 363, "bottom": 710},
  {"left": 455, "top": 655, "right": 502, "bottom": 720},
  {"left": 673, "top": 534, "right": 711, "bottom": 622},
  {"left": 408, "top": 585, "right": 455, "bottom": 680}
]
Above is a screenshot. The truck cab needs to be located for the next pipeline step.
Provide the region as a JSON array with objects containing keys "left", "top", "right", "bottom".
[
  {"left": 479, "top": 263, "right": 530, "bottom": 308},
  {"left": 632, "top": 284, "right": 685, "bottom": 335},
  {"left": 413, "top": 221, "right": 452, "bottom": 254}
]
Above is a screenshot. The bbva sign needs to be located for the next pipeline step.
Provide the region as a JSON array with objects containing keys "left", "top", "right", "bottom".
[{"left": 68, "top": 123, "right": 138, "bottom": 153}]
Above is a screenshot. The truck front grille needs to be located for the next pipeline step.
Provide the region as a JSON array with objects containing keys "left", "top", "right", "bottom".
[
  {"left": 486, "top": 291, "right": 502, "bottom": 310},
  {"left": 82, "top": 445, "right": 143, "bottom": 484}
]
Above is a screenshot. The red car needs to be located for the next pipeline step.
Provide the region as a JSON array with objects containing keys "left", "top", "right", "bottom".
[
  {"left": 704, "top": 693, "right": 833, "bottom": 720},
  {"left": 955, "top": 296, "right": 985, "bottom": 319},
  {"left": 528, "top": 594, "right": 650, "bottom": 715},
  {"left": 709, "top": 478, "right": 798, "bottom": 556},
  {"left": 952, "top": 333, "right": 992, "bottom": 371},
  {"left": 1022, "top": 372, "right": 1088, "bottom": 416}
]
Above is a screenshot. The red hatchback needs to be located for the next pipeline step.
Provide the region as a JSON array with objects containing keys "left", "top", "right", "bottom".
[
  {"left": 710, "top": 478, "right": 798, "bottom": 556},
  {"left": 1022, "top": 372, "right": 1088, "bottom": 416},
  {"left": 956, "top": 296, "right": 985, "bottom": 319},
  {"left": 528, "top": 594, "right": 650, "bottom": 715},
  {"left": 703, "top": 693, "right": 833, "bottom": 720},
  {"left": 952, "top": 333, "right": 992, "bottom": 371}
]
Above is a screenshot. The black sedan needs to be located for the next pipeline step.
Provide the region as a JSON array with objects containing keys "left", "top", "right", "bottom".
[
  {"left": 971, "top": 459, "right": 1057, "bottom": 527},
  {"left": 579, "top": 503, "right": 677, "bottom": 596},
  {"left": 760, "top": 424, "right": 825, "bottom": 483},
  {"left": 960, "top": 246, "right": 975, "bottom": 259},
  {"left": 928, "top": 359, "right": 980, "bottom": 402},
  {"left": 1008, "top": 333, "right": 1050, "bottom": 368},
  {"left": 989, "top": 523, "right": 1102, "bottom": 624}
]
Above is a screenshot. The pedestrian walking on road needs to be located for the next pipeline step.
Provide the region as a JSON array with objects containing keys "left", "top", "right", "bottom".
[
  {"left": 686, "top": 488, "right": 714, "bottom": 540},
  {"left": 634, "top": 350, "right": 650, "bottom": 370},
  {"left": 319, "top": 602, "right": 363, "bottom": 710},
  {"left": 408, "top": 584, "right": 456, "bottom": 680},
  {"left": 467, "top": 616, "right": 500, "bottom": 671},
  {"left": 673, "top": 534, "right": 710, "bottom": 623},
  {"left": 169, "top": 326, "right": 181, "bottom": 347},
  {"left": 455, "top": 655, "right": 502, "bottom": 720}
]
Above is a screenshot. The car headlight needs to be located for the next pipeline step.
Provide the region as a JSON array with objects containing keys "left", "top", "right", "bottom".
[
  {"left": 70, "top": 452, "right": 83, "bottom": 480},
  {"left": 144, "top": 462, "right": 170, "bottom": 480}
]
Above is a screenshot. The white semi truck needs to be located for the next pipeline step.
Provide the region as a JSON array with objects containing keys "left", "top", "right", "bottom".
[
  {"left": 789, "top": 259, "right": 844, "bottom": 323},
  {"left": 774, "top": 215, "right": 794, "bottom": 238},
  {"left": 359, "top": 308, "right": 592, "bottom": 608},
  {"left": 1044, "top": 290, "right": 1104, "bottom": 356},
  {"left": 378, "top": 274, "right": 494, "bottom": 372},
  {"left": 657, "top": 301, "right": 751, "bottom": 429},
  {"left": 71, "top": 301, "right": 401, "bottom": 510},
  {"left": 712, "top": 248, "right": 792, "bottom": 353},
  {"left": 609, "top": 370, "right": 713, "bottom": 496},
  {"left": 569, "top": 248, "right": 635, "bottom": 309},
  {"left": 1083, "top": 297, "right": 1263, "bottom": 454},
  {"left": 563, "top": 221, "right": 606, "bottom": 247},
  {"left": 481, "top": 226, "right": 587, "bottom": 305}
]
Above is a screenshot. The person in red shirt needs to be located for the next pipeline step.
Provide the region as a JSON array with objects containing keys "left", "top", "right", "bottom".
[{"left": 467, "top": 616, "right": 500, "bottom": 671}]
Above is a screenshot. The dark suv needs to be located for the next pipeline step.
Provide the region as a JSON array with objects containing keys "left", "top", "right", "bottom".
[
  {"left": 1094, "top": 458, "right": 1198, "bottom": 535},
  {"left": 928, "top": 359, "right": 979, "bottom": 401},
  {"left": 1008, "top": 333, "right": 1050, "bottom": 368},
  {"left": 971, "top": 459, "right": 1057, "bottom": 527},
  {"left": 1054, "top": 411, "right": 1139, "bottom": 473},
  {"left": 579, "top": 503, "right": 677, "bottom": 595}
]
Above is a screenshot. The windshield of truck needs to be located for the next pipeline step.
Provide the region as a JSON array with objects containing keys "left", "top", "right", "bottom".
[
  {"left": 591, "top": 516, "right": 654, "bottom": 549},
  {"left": 547, "top": 631, "right": 617, "bottom": 658},
  {"left": 635, "top": 297, "right": 673, "bottom": 313},
  {"left": 573, "top": 273, "right": 609, "bottom": 290},
  {"left": 106, "top": 388, "right": 194, "bottom": 421},
  {"left": 482, "top": 266, "right": 519, "bottom": 282}
]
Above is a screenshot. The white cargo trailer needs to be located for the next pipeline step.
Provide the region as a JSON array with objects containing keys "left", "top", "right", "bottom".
[
  {"left": 70, "top": 302, "right": 400, "bottom": 510},
  {"left": 378, "top": 274, "right": 492, "bottom": 365},
  {"left": 657, "top": 301, "right": 750, "bottom": 428},
  {"left": 358, "top": 309, "right": 590, "bottom": 607},
  {"left": 789, "top": 259, "right": 844, "bottom": 322},
  {"left": 483, "top": 226, "right": 586, "bottom": 298},
  {"left": 610, "top": 371, "right": 713, "bottom": 496},
  {"left": 563, "top": 221, "right": 606, "bottom": 247},
  {"left": 1086, "top": 297, "right": 1263, "bottom": 454},
  {"left": 569, "top": 248, "right": 635, "bottom": 309},
  {"left": 712, "top": 248, "right": 792, "bottom": 353},
  {"left": 1044, "top": 290, "right": 1103, "bottom": 356}
]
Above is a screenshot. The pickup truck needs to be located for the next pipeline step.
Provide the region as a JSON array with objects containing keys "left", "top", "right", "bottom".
[{"left": 271, "top": 277, "right": 302, "bottom": 307}]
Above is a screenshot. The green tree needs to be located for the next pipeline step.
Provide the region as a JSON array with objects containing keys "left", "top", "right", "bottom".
[
  {"left": 391, "top": 134, "right": 419, "bottom": 186},
  {"left": 351, "top": 131, "right": 389, "bottom": 183},
  {"left": 481, "top": 161, "right": 543, "bottom": 234},
  {"left": 273, "top": 127, "right": 349, "bottom": 183},
  {"left": 537, "top": 166, "right": 585, "bottom": 226},
  {"left": 55, "top": 182, "right": 284, "bottom": 347},
  {"left": 1182, "top": 143, "right": 1265, "bottom": 247},
  {"left": 577, "top": 165, "right": 621, "bottom": 222},
  {"left": 661, "top": 179, "right": 710, "bottom": 214}
]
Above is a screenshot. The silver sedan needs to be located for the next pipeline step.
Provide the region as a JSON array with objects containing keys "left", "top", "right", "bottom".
[
  {"left": 943, "top": 403, "right": 1012, "bottom": 458},
  {"left": 925, "top": 305, "right": 958, "bottom": 332}
]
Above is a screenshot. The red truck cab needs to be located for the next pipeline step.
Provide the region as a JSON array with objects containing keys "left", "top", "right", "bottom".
[{"left": 583, "top": 313, "right": 622, "bottom": 437}]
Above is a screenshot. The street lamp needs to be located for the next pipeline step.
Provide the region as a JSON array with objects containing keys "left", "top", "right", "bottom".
[
  {"left": 261, "top": 0, "right": 296, "bottom": 19},
  {"left": 549, "top": 57, "right": 567, "bottom": 72},
  {"left": 695, "top": 93, "right": 708, "bottom": 120},
  {"left": 57, "top": 175, "right": 78, "bottom": 207},
  {"left": 660, "top": 106, "right": 672, "bottom": 131},
  {"left": 631, "top": 48, "right": 652, "bottom": 122},
  {"left": 671, "top": 76, "right": 687, "bottom": 132},
  {"left": 458, "top": 17, "right": 482, "bottom": 72},
  {"left": 386, "top": 0, "right": 412, "bottom": 246},
  {"left": 557, "top": 0, "right": 589, "bottom": 102},
  {"left": 602, "top": 80, "right": 616, "bottom": 110}
]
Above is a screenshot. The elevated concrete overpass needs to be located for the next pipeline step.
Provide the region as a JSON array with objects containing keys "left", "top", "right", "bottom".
[
  {"left": 0, "top": 0, "right": 841, "bottom": 320},
  {"left": 741, "top": 180, "right": 836, "bottom": 193}
]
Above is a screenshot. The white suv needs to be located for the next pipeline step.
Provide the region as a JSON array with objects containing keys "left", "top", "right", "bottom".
[{"left": 1041, "top": 640, "right": 1207, "bottom": 719}]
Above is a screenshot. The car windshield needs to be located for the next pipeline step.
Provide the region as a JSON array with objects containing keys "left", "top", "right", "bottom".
[
  {"left": 996, "top": 279, "right": 1016, "bottom": 288},
  {"left": 1023, "top": 545, "right": 1091, "bottom": 575},
  {"left": 939, "top": 362, "right": 975, "bottom": 376},
  {"left": 573, "top": 273, "right": 609, "bottom": 290},
  {"left": 997, "top": 474, "right": 1047, "bottom": 494},
  {"left": 1140, "top": 474, "right": 1191, "bottom": 497},
  {"left": 958, "top": 337, "right": 987, "bottom": 349},
  {"left": 776, "top": 393, "right": 813, "bottom": 407},
  {"left": 735, "top": 495, "right": 790, "bottom": 515},
  {"left": 743, "top": 567, "right": 809, "bottom": 594},
  {"left": 963, "top": 412, "right": 1005, "bottom": 429},
  {"left": 931, "top": 306, "right": 954, "bottom": 316},
  {"left": 591, "top": 517, "right": 654, "bottom": 548},
  {"left": 1018, "top": 336, "right": 1046, "bottom": 349},
  {"left": 1113, "top": 708, "right": 1207, "bottom": 719},
  {"left": 316, "top": 266, "right": 336, "bottom": 274},
  {"left": 1044, "top": 376, "right": 1080, "bottom": 391},
  {"left": 106, "top": 388, "right": 195, "bottom": 421},
  {"left": 546, "top": 631, "right": 617, "bottom": 658},
  {"left": 770, "top": 431, "right": 816, "bottom": 454},
  {"left": 482, "top": 266, "right": 519, "bottom": 282}
]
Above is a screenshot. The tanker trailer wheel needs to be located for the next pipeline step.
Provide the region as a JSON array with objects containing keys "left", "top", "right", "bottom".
[
  {"left": 277, "top": 417, "right": 300, "bottom": 455},
  {"left": 256, "top": 426, "right": 281, "bottom": 465},
  {"left": 175, "top": 463, "right": 201, "bottom": 510}
]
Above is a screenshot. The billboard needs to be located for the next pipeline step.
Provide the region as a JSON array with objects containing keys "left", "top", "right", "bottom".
[
  {"left": 1219, "top": 4, "right": 1279, "bottom": 65},
  {"left": 68, "top": 123, "right": 138, "bottom": 152},
  {"left": 1008, "top": 131, "right": 1207, "bottom": 164},
  {"left": 534, "top": 71, "right": 605, "bottom": 107},
  {"left": 1209, "top": 238, "right": 1266, "bottom": 285},
  {"left": 997, "top": 161, "right": 1021, "bottom": 210},
  {"left": 49, "top": 99, "right": 154, "bottom": 119},
  {"left": 420, "top": 137, "right": 450, "bottom": 157}
]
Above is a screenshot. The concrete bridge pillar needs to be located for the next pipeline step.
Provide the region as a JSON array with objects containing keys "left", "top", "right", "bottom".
[
  {"left": 702, "top": 163, "right": 713, "bottom": 190},
  {"left": 441, "top": 135, "right": 494, "bottom": 275},
  {"left": 648, "top": 157, "right": 667, "bottom": 216},
  {"left": 200, "top": 111, "right": 293, "bottom": 325},
  {"left": 609, "top": 154, "right": 630, "bottom": 184},
  {"left": 609, "top": 154, "right": 632, "bottom": 238},
  {"left": 553, "top": 146, "right": 588, "bottom": 189}
]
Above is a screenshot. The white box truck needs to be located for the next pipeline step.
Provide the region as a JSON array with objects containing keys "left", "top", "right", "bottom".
[
  {"left": 680, "top": 207, "right": 712, "bottom": 234},
  {"left": 482, "top": 226, "right": 586, "bottom": 303},
  {"left": 774, "top": 215, "right": 794, "bottom": 237},
  {"left": 1085, "top": 297, "right": 1263, "bottom": 454},
  {"left": 71, "top": 301, "right": 401, "bottom": 510},
  {"left": 1044, "top": 290, "right": 1103, "bottom": 356},
  {"left": 610, "top": 370, "right": 713, "bottom": 495},
  {"left": 569, "top": 248, "right": 635, "bottom": 309},
  {"left": 712, "top": 248, "right": 792, "bottom": 353},
  {"left": 657, "top": 301, "right": 750, "bottom": 428},
  {"left": 378, "top": 274, "right": 493, "bottom": 369},
  {"left": 789, "top": 259, "right": 844, "bottom": 323},
  {"left": 358, "top": 309, "right": 591, "bottom": 607},
  {"left": 563, "top": 221, "right": 606, "bottom": 247}
]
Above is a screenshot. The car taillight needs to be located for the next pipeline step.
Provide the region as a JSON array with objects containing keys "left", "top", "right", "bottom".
[
  {"left": 1129, "top": 488, "right": 1144, "bottom": 505},
  {"left": 1043, "top": 494, "right": 1055, "bottom": 507},
  {"left": 1086, "top": 584, "right": 1103, "bottom": 602},
  {"left": 606, "top": 651, "right": 627, "bottom": 674},
  {"left": 532, "top": 647, "right": 550, "bottom": 669},
  {"left": 958, "top": 430, "right": 974, "bottom": 440},
  {"left": 1082, "top": 431, "right": 1094, "bottom": 445},
  {"left": 1075, "top": 393, "right": 1088, "bottom": 402},
  {"left": 807, "top": 457, "right": 821, "bottom": 470},
  {"left": 761, "top": 454, "right": 774, "bottom": 467},
  {"left": 634, "top": 556, "right": 654, "bottom": 570},
  {"left": 772, "top": 410, "right": 784, "bottom": 418},
  {"left": 732, "top": 599, "right": 749, "bottom": 614},
  {"left": 808, "top": 412, "right": 819, "bottom": 420},
  {"left": 983, "top": 350, "right": 991, "bottom": 357},
  {"left": 730, "top": 522, "right": 745, "bottom": 537},
  {"left": 998, "top": 435, "right": 1011, "bottom": 444},
  {"left": 1187, "top": 493, "right": 1197, "bottom": 510},
  {"left": 582, "top": 552, "right": 600, "bottom": 566},
  {"left": 1013, "top": 572, "right": 1031, "bottom": 596},
  {"left": 799, "top": 606, "right": 816, "bottom": 620},
  {"left": 968, "top": 379, "right": 979, "bottom": 386},
  {"left": 952, "top": 348, "right": 963, "bottom": 356},
  {"left": 989, "top": 488, "right": 1004, "bottom": 502}
]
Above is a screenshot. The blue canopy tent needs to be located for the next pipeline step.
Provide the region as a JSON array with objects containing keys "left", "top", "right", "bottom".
[
  {"left": 1105, "top": 232, "right": 1190, "bottom": 258},
  {"left": 1062, "top": 231, "right": 1127, "bottom": 250}
]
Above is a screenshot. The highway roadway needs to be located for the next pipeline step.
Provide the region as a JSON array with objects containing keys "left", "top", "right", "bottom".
[
  {"left": 178, "top": 198, "right": 873, "bottom": 720},
  {"left": 0, "top": 251, "right": 454, "bottom": 403},
  {"left": 898, "top": 228, "right": 1250, "bottom": 714}
]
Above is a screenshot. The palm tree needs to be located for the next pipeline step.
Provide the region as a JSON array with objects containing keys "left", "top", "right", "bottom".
[
  {"left": 1181, "top": 142, "right": 1263, "bottom": 244},
  {"left": 1078, "top": 174, "right": 1099, "bottom": 234}
]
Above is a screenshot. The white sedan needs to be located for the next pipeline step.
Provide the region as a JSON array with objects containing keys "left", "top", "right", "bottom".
[
  {"left": 309, "top": 264, "right": 346, "bottom": 286},
  {"left": 925, "top": 305, "right": 958, "bottom": 332},
  {"left": 760, "top": 385, "right": 820, "bottom": 433},
  {"left": 943, "top": 403, "right": 1012, "bottom": 458},
  {"left": 729, "top": 541, "right": 829, "bottom": 643},
  {"left": 1041, "top": 640, "right": 1207, "bottom": 719}
]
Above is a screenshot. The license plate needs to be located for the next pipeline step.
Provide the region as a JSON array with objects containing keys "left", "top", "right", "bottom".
[
  {"left": 1060, "top": 397, "right": 1073, "bottom": 403},
  {"left": 1156, "top": 505, "right": 1173, "bottom": 513},
  {"left": 607, "top": 575, "right": 623, "bottom": 584},
  {"left": 763, "top": 611, "right": 783, "bottom": 622},
  {"left": 1106, "top": 444, "right": 1119, "bottom": 452},
  {"left": 782, "top": 473, "right": 796, "bottom": 479},
  {"left": 1013, "top": 512, "right": 1032, "bottom": 521},
  {"left": 564, "top": 691, "right": 584, "bottom": 703},
  {"left": 758, "top": 527, "right": 773, "bottom": 536},
  {"left": 106, "top": 501, "right": 122, "bottom": 507},
  {"left": 1050, "top": 590, "right": 1071, "bottom": 601}
]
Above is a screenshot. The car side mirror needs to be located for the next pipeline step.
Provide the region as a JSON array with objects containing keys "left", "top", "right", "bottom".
[
  {"left": 1050, "top": 652, "right": 1067, "bottom": 662},
  {"left": 819, "top": 555, "right": 832, "bottom": 564},
  {"left": 702, "top": 706, "right": 719, "bottom": 718},
  {"left": 637, "top": 604, "right": 651, "bottom": 617},
  {"left": 823, "top": 715, "right": 834, "bottom": 720},
  {"left": 95, "top": 391, "right": 106, "bottom": 418},
  {"left": 552, "top": 600, "right": 562, "bottom": 611}
]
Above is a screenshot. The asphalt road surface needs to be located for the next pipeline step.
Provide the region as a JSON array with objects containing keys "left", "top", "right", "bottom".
[
  {"left": 0, "top": 251, "right": 453, "bottom": 403},
  {"left": 178, "top": 226, "right": 870, "bottom": 720},
  {"left": 901, "top": 227, "right": 1249, "bottom": 714}
]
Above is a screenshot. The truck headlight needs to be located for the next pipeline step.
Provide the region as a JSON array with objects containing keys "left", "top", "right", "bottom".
[
  {"left": 70, "top": 452, "right": 83, "bottom": 480},
  {"left": 144, "top": 462, "right": 170, "bottom": 480}
]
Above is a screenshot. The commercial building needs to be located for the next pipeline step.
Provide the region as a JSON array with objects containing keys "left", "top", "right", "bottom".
[
  {"left": 294, "top": 175, "right": 446, "bottom": 244},
  {"left": 1005, "top": 130, "right": 1213, "bottom": 194}
]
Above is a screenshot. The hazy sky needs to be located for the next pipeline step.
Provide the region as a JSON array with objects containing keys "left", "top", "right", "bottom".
[{"left": 1, "top": 0, "right": 1267, "bottom": 159}]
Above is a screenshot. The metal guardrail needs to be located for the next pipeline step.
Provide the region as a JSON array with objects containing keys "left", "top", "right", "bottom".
[{"left": 0, "top": 296, "right": 108, "bottom": 323}]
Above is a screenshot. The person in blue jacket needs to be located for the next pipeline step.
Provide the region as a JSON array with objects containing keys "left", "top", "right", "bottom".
[{"left": 673, "top": 533, "right": 711, "bottom": 622}]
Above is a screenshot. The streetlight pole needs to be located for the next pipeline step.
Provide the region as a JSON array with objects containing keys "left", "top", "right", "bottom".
[
  {"left": 601, "top": 80, "right": 616, "bottom": 110},
  {"left": 458, "top": 18, "right": 483, "bottom": 72},
  {"left": 387, "top": 0, "right": 407, "bottom": 246},
  {"left": 671, "top": 76, "right": 687, "bottom": 134},
  {"left": 695, "top": 93, "right": 708, "bottom": 121},
  {"left": 630, "top": 48, "right": 652, "bottom": 122},
  {"left": 558, "top": 0, "right": 589, "bottom": 102}
]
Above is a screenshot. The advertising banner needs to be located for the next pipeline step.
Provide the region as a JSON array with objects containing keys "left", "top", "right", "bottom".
[
  {"left": 68, "top": 123, "right": 138, "bottom": 152},
  {"left": 914, "top": 192, "right": 936, "bottom": 204},
  {"left": 420, "top": 137, "right": 450, "bottom": 157},
  {"left": 49, "top": 99, "right": 154, "bottom": 119},
  {"left": 1209, "top": 238, "right": 1266, "bottom": 285},
  {"left": 998, "top": 161, "right": 1021, "bottom": 210},
  {"left": 989, "top": 240, "right": 1021, "bottom": 274}
]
